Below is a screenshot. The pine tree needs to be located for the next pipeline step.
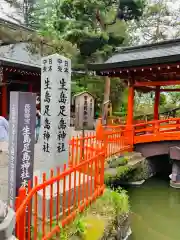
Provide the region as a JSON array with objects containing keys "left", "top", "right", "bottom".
[
  {"left": 30, "top": 0, "right": 145, "bottom": 64},
  {"left": 28, "top": 0, "right": 145, "bottom": 115}
]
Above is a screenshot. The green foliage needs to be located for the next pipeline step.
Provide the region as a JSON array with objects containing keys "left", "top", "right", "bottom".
[
  {"left": 119, "top": 0, "right": 146, "bottom": 21},
  {"left": 51, "top": 189, "right": 130, "bottom": 239},
  {"left": 133, "top": 86, "right": 180, "bottom": 120},
  {"left": 117, "top": 165, "right": 132, "bottom": 179},
  {"left": 104, "top": 165, "right": 133, "bottom": 186},
  {"left": 29, "top": 0, "right": 146, "bottom": 63},
  {"left": 73, "top": 215, "right": 87, "bottom": 236},
  {"left": 59, "top": 228, "right": 68, "bottom": 240},
  {"left": 56, "top": 216, "right": 87, "bottom": 239},
  {"left": 159, "top": 93, "right": 167, "bottom": 106},
  {"left": 91, "top": 188, "right": 130, "bottom": 216},
  {"left": 109, "top": 156, "right": 128, "bottom": 168},
  {"left": 110, "top": 187, "right": 130, "bottom": 215},
  {"left": 72, "top": 75, "right": 127, "bottom": 111},
  {"left": 27, "top": 0, "right": 146, "bottom": 110},
  {"left": 93, "top": 188, "right": 130, "bottom": 219},
  {"left": 128, "top": 160, "right": 150, "bottom": 181},
  {"left": 113, "top": 111, "right": 126, "bottom": 117},
  {"left": 51, "top": 0, "right": 128, "bottom": 61}
]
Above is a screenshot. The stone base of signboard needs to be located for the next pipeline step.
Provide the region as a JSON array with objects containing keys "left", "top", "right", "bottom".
[
  {"left": 33, "top": 170, "right": 94, "bottom": 221},
  {"left": 9, "top": 236, "right": 17, "bottom": 240}
]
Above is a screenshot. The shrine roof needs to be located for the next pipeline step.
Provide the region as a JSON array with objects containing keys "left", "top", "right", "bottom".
[
  {"left": 88, "top": 38, "right": 180, "bottom": 72},
  {"left": 0, "top": 18, "right": 41, "bottom": 73},
  {"left": 0, "top": 43, "right": 41, "bottom": 72},
  {"left": 0, "top": 17, "right": 35, "bottom": 46},
  {"left": 73, "top": 91, "right": 96, "bottom": 99}
]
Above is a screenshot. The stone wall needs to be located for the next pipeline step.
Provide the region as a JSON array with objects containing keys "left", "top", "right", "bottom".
[
  {"left": 127, "top": 158, "right": 157, "bottom": 183},
  {"left": 140, "top": 158, "right": 157, "bottom": 179},
  {"left": 101, "top": 214, "right": 131, "bottom": 240}
]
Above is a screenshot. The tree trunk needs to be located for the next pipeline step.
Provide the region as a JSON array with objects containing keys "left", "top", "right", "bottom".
[
  {"left": 102, "top": 76, "right": 111, "bottom": 125},
  {"left": 95, "top": 9, "right": 111, "bottom": 125}
]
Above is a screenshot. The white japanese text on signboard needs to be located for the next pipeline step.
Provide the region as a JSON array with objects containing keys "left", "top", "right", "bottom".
[
  {"left": 41, "top": 54, "right": 71, "bottom": 169},
  {"left": 9, "top": 104, "right": 16, "bottom": 208},
  {"left": 21, "top": 104, "right": 31, "bottom": 192}
]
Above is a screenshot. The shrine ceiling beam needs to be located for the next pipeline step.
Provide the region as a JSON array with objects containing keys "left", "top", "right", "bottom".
[
  {"left": 135, "top": 86, "right": 156, "bottom": 92},
  {"left": 134, "top": 80, "right": 180, "bottom": 87},
  {"left": 160, "top": 88, "right": 180, "bottom": 92}
]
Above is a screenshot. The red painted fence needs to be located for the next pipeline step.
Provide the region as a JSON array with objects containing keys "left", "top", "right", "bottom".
[
  {"left": 15, "top": 117, "right": 180, "bottom": 239},
  {"left": 134, "top": 117, "right": 180, "bottom": 143},
  {"left": 16, "top": 152, "right": 105, "bottom": 240},
  {"left": 15, "top": 115, "right": 180, "bottom": 239},
  {"left": 15, "top": 128, "right": 133, "bottom": 240}
]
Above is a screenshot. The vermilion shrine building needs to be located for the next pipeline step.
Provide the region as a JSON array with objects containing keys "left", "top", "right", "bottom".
[
  {"left": 0, "top": 19, "right": 41, "bottom": 118},
  {"left": 0, "top": 43, "right": 41, "bottom": 117},
  {"left": 89, "top": 38, "right": 180, "bottom": 125},
  {"left": 0, "top": 18, "right": 87, "bottom": 118}
]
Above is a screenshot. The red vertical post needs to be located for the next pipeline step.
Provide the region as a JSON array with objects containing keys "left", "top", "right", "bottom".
[
  {"left": 126, "top": 83, "right": 134, "bottom": 150},
  {"left": 29, "top": 84, "right": 33, "bottom": 92},
  {"left": 1, "top": 68, "right": 7, "bottom": 118},
  {"left": 16, "top": 188, "right": 27, "bottom": 240},
  {"left": 154, "top": 86, "right": 160, "bottom": 120},
  {"left": 1, "top": 85, "right": 7, "bottom": 118},
  {"left": 126, "top": 84, "right": 134, "bottom": 126}
]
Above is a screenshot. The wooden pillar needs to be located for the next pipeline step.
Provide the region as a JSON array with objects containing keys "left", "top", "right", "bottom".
[
  {"left": 1, "top": 69, "right": 7, "bottom": 118},
  {"left": 154, "top": 86, "right": 160, "bottom": 120},
  {"left": 126, "top": 84, "right": 134, "bottom": 125}
]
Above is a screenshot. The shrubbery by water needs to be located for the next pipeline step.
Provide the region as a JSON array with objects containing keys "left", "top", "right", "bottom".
[{"left": 58, "top": 188, "right": 130, "bottom": 240}]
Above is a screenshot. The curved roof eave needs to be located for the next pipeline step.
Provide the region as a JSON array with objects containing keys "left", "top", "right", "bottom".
[{"left": 88, "top": 38, "right": 180, "bottom": 72}]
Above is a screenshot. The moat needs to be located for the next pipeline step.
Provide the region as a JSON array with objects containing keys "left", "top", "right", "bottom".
[{"left": 128, "top": 175, "right": 180, "bottom": 240}]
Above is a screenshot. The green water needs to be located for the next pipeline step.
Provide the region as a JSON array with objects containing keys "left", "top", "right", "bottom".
[{"left": 128, "top": 177, "right": 180, "bottom": 240}]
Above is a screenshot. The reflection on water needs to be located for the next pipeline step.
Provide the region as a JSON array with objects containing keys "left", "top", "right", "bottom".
[{"left": 128, "top": 176, "right": 180, "bottom": 240}]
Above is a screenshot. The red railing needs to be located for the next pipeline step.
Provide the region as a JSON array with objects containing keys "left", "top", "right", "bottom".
[
  {"left": 16, "top": 152, "right": 105, "bottom": 240},
  {"left": 15, "top": 125, "right": 133, "bottom": 240},
  {"left": 95, "top": 120, "right": 133, "bottom": 158},
  {"left": 68, "top": 133, "right": 102, "bottom": 166},
  {"left": 103, "top": 126, "right": 133, "bottom": 157},
  {"left": 96, "top": 117, "right": 180, "bottom": 146},
  {"left": 134, "top": 117, "right": 180, "bottom": 143}
]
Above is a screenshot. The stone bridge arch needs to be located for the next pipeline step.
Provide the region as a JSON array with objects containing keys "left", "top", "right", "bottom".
[{"left": 134, "top": 141, "right": 180, "bottom": 158}]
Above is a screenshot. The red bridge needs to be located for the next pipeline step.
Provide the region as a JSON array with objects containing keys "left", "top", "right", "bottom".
[{"left": 134, "top": 118, "right": 180, "bottom": 144}]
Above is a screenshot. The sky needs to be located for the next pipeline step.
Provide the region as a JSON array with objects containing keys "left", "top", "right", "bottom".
[{"left": 0, "top": 0, "right": 23, "bottom": 23}]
